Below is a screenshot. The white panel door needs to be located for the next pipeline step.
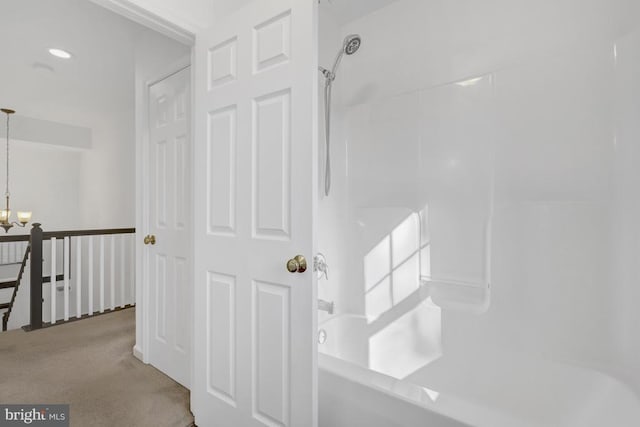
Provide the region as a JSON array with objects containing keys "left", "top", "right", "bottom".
[
  {"left": 148, "top": 66, "right": 192, "bottom": 388},
  {"left": 193, "top": 0, "right": 317, "bottom": 426}
]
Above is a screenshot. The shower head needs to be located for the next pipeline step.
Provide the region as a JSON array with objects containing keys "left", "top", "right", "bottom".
[
  {"left": 329, "top": 34, "right": 362, "bottom": 77},
  {"left": 343, "top": 34, "right": 361, "bottom": 55}
]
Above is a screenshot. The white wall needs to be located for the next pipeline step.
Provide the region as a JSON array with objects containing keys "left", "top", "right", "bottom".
[
  {"left": 610, "top": 27, "right": 640, "bottom": 393},
  {"left": 211, "top": 0, "right": 255, "bottom": 21},
  {"left": 77, "top": 112, "right": 135, "bottom": 229},
  {"left": 318, "top": 0, "right": 640, "bottom": 398},
  {"left": 4, "top": 142, "right": 83, "bottom": 231}
]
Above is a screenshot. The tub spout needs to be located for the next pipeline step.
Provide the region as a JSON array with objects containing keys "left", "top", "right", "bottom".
[{"left": 318, "top": 299, "right": 334, "bottom": 315}]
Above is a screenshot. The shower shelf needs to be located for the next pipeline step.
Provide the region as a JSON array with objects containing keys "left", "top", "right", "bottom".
[
  {"left": 420, "top": 276, "right": 490, "bottom": 313},
  {"left": 420, "top": 276, "right": 489, "bottom": 289}
]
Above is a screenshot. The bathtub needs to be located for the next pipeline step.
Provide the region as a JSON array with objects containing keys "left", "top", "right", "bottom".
[{"left": 318, "top": 314, "right": 640, "bottom": 427}]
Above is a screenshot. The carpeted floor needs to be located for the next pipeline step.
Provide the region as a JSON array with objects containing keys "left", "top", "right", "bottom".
[{"left": 0, "top": 308, "right": 194, "bottom": 427}]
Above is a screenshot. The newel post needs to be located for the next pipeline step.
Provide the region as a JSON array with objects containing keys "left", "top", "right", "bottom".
[{"left": 29, "top": 223, "right": 43, "bottom": 330}]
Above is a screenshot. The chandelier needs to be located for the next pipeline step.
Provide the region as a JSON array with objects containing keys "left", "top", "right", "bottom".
[{"left": 0, "top": 108, "right": 31, "bottom": 232}]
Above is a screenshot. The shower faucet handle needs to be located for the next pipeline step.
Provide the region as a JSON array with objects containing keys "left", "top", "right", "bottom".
[{"left": 314, "top": 253, "right": 329, "bottom": 280}]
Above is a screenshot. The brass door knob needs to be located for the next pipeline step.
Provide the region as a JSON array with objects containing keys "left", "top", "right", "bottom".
[
  {"left": 144, "top": 235, "right": 156, "bottom": 245},
  {"left": 286, "top": 255, "right": 307, "bottom": 273}
]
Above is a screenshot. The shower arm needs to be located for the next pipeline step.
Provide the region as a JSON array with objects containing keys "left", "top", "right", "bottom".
[{"left": 319, "top": 66, "right": 335, "bottom": 82}]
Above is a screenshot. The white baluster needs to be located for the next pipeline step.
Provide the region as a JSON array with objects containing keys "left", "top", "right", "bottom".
[
  {"left": 76, "top": 236, "right": 82, "bottom": 319},
  {"left": 51, "top": 238, "right": 57, "bottom": 324},
  {"left": 62, "top": 237, "right": 69, "bottom": 322},
  {"left": 100, "top": 235, "right": 105, "bottom": 313},
  {"left": 120, "top": 235, "right": 125, "bottom": 308},
  {"left": 63, "top": 237, "right": 70, "bottom": 321},
  {"left": 88, "top": 236, "right": 94, "bottom": 316},
  {"left": 110, "top": 235, "right": 115, "bottom": 311},
  {"left": 130, "top": 235, "right": 135, "bottom": 305}
]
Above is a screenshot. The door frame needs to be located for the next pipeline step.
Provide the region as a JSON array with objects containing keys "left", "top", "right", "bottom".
[
  {"left": 89, "top": 0, "right": 196, "bottom": 45},
  {"left": 115, "top": 1, "right": 320, "bottom": 418},
  {"left": 134, "top": 54, "right": 194, "bottom": 370},
  {"left": 97, "top": 1, "right": 197, "bottom": 366}
]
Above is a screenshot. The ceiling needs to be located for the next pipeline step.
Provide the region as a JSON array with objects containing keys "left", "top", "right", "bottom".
[
  {"left": 0, "top": 0, "right": 188, "bottom": 129},
  {"left": 210, "top": 0, "right": 399, "bottom": 25}
]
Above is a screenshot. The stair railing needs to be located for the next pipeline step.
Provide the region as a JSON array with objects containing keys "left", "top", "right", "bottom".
[{"left": 27, "top": 223, "right": 136, "bottom": 331}]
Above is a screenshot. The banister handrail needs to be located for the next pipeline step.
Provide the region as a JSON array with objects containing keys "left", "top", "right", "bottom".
[
  {"left": 0, "top": 235, "right": 30, "bottom": 242},
  {"left": 42, "top": 228, "right": 135, "bottom": 239},
  {"left": 0, "top": 228, "right": 136, "bottom": 243}
]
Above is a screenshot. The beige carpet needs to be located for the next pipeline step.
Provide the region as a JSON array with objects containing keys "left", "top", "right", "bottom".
[{"left": 0, "top": 308, "right": 194, "bottom": 427}]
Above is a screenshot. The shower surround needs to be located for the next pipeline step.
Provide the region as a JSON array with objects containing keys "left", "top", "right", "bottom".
[{"left": 317, "top": 0, "right": 640, "bottom": 425}]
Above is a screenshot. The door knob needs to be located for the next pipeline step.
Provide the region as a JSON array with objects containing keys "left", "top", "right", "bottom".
[
  {"left": 286, "top": 255, "right": 307, "bottom": 273},
  {"left": 144, "top": 235, "right": 156, "bottom": 245}
]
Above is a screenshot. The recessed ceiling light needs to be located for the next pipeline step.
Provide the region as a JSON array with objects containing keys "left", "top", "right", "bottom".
[{"left": 48, "top": 48, "right": 72, "bottom": 59}]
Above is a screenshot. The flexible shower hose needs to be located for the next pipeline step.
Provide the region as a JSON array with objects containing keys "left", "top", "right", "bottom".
[{"left": 324, "top": 80, "right": 332, "bottom": 197}]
